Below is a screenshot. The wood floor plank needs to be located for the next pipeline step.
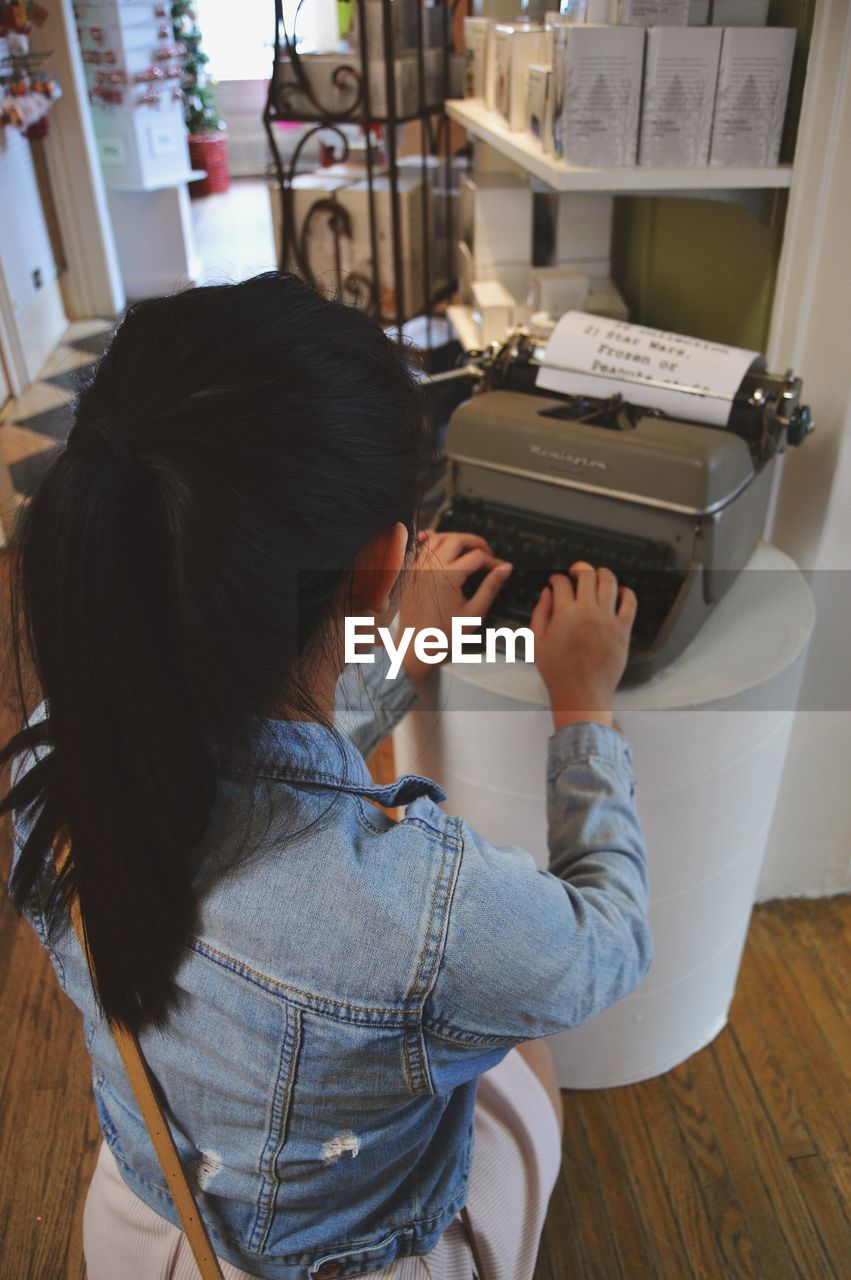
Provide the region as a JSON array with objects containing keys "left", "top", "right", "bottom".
[
  {"left": 705, "top": 1030, "right": 836, "bottom": 1278},
  {"left": 733, "top": 914, "right": 851, "bottom": 1211},
  {"left": 605, "top": 1085, "right": 695, "bottom": 1279},
  {"left": 758, "top": 903, "right": 851, "bottom": 1083},
  {"left": 553, "top": 1098, "right": 625, "bottom": 1278},
  {"left": 663, "top": 1055, "right": 763, "bottom": 1279},
  {"left": 725, "top": 979, "right": 817, "bottom": 1162},
  {"left": 631, "top": 1074, "right": 732, "bottom": 1279},
  {"left": 572, "top": 1090, "right": 665, "bottom": 1280},
  {"left": 787, "top": 1152, "right": 851, "bottom": 1279}
]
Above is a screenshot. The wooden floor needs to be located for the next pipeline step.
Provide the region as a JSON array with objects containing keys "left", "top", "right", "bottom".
[{"left": 1, "top": 797, "right": 848, "bottom": 1280}]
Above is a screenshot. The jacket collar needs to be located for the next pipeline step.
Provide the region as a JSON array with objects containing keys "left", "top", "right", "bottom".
[{"left": 231, "top": 717, "right": 447, "bottom": 808}]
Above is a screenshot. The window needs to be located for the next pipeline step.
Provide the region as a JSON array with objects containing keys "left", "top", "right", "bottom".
[{"left": 195, "top": 0, "right": 335, "bottom": 82}]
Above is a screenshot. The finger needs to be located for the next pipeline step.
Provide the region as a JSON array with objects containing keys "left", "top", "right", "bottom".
[
  {"left": 549, "top": 573, "right": 575, "bottom": 610},
  {"left": 466, "top": 562, "right": 513, "bottom": 619},
  {"left": 596, "top": 566, "right": 618, "bottom": 611},
  {"left": 617, "top": 586, "right": 638, "bottom": 628},
  {"left": 530, "top": 582, "right": 553, "bottom": 634},
  {"left": 452, "top": 547, "right": 502, "bottom": 579},
  {"left": 437, "top": 532, "right": 493, "bottom": 562},
  {"left": 569, "top": 561, "right": 597, "bottom": 603}
]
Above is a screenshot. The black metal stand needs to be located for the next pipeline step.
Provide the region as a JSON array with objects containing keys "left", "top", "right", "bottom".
[{"left": 263, "top": 0, "right": 468, "bottom": 343}]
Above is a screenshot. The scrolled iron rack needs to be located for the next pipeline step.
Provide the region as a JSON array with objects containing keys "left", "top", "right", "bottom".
[{"left": 263, "top": 0, "right": 470, "bottom": 341}]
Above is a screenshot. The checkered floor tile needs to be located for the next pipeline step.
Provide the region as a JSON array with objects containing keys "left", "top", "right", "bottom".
[
  {"left": 68, "top": 329, "right": 113, "bottom": 357},
  {"left": 1, "top": 321, "right": 112, "bottom": 525},
  {"left": 9, "top": 447, "right": 64, "bottom": 498},
  {"left": 44, "top": 367, "right": 92, "bottom": 394},
  {"left": 13, "top": 403, "right": 76, "bottom": 444}
]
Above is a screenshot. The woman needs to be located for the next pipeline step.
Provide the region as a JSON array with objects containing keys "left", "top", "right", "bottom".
[{"left": 3, "top": 273, "right": 650, "bottom": 1279}]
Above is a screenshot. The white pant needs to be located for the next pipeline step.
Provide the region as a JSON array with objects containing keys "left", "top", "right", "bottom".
[{"left": 84, "top": 1048, "right": 562, "bottom": 1280}]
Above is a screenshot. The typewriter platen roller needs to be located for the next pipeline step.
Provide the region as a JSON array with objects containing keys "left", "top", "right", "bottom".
[{"left": 432, "top": 323, "right": 813, "bottom": 683}]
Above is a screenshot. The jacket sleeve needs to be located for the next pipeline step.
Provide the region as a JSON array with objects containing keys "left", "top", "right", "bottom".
[
  {"left": 423, "top": 721, "right": 651, "bottom": 1064},
  {"left": 334, "top": 647, "right": 418, "bottom": 760}
]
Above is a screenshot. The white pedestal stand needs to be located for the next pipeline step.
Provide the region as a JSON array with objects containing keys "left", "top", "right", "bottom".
[{"left": 394, "top": 544, "right": 815, "bottom": 1087}]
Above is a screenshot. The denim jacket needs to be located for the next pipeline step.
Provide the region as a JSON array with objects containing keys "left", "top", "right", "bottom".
[{"left": 11, "top": 651, "right": 651, "bottom": 1279}]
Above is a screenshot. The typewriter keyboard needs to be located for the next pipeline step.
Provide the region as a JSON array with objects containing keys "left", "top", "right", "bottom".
[{"left": 434, "top": 497, "right": 684, "bottom": 647}]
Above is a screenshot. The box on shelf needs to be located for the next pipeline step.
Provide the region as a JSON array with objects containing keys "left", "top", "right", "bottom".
[
  {"left": 367, "top": 57, "right": 418, "bottom": 116},
  {"left": 616, "top": 0, "right": 688, "bottom": 22},
  {"left": 711, "top": 0, "right": 769, "bottom": 25},
  {"left": 472, "top": 279, "right": 516, "bottom": 345},
  {"left": 354, "top": 0, "right": 418, "bottom": 61},
  {"left": 687, "top": 0, "right": 710, "bottom": 20},
  {"left": 460, "top": 172, "right": 533, "bottom": 274},
  {"left": 338, "top": 175, "right": 426, "bottom": 320},
  {"left": 639, "top": 26, "right": 723, "bottom": 166},
  {"left": 552, "top": 25, "right": 644, "bottom": 166},
  {"left": 527, "top": 64, "right": 553, "bottom": 153},
  {"left": 277, "top": 53, "right": 426, "bottom": 118},
  {"left": 463, "top": 17, "right": 491, "bottom": 99},
  {"left": 424, "top": 49, "right": 465, "bottom": 104},
  {"left": 585, "top": 276, "right": 630, "bottom": 321},
  {"left": 494, "top": 24, "right": 548, "bottom": 132},
  {"left": 553, "top": 193, "right": 614, "bottom": 263},
  {"left": 457, "top": 240, "right": 475, "bottom": 304},
  {"left": 268, "top": 173, "right": 360, "bottom": 291},
  {"left": 584, "top": 0, "right": 614, "bottom": 19},
  {"left": 422, "top": 4, "right": 448, "bottom": 49},
  {"left": 529, "top": 266, "right": 590, "bottom": 317},
  {"left": 397, "top": 153, "right": 464, "bottom": 242},
  {"left": 709, "top": 27, "right": 796, "bottom": 167},
  {"left": 481, "top": 262, "right": 533, "bottom": 321},
  {"left": 485, "top": 22, "right": 499, "bottom": 111}
]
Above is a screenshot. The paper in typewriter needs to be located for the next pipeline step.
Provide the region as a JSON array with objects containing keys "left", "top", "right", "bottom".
[{"left": 537, "top": 313, "right": 759, "bottom": 428}]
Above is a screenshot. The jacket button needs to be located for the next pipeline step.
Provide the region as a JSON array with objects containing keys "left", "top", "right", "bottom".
[{"left": 314, "top": 1265, "right": 342, "bottom": 1279}]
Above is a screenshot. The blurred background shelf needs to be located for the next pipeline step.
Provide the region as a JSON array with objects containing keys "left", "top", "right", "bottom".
[{"left": 446, "top": 99, "right": 794, "bottom": 194}]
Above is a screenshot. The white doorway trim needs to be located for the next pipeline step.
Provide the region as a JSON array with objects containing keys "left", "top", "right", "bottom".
[{"left": 39, "top": 0, "right": 125, "bottom": 321}]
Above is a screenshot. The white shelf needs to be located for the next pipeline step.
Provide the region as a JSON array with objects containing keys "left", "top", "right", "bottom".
[
  {"left": 446, "top": 99, "right": 794, "bottom": 194},
  {"left": 105, "top": 169, "right": 208, "bottom": 193}
]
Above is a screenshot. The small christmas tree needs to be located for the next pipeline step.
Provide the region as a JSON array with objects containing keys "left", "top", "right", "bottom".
[{"left": 171, "top": 1, "right": 223, "bottom": 135}]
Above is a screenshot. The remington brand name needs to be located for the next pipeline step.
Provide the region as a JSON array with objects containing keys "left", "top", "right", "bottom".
[{"left": 529, "top": 444, "right": 608, "bottom": 472}]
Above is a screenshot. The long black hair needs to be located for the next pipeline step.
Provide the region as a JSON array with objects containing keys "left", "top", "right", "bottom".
[{"left": 1, "top": 273, "right": 430, "bottom": 1034}]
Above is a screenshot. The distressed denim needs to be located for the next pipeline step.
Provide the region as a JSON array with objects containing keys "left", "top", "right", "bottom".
[{"left": 11, "top": 649, "right": 651, "bottom": 1279}]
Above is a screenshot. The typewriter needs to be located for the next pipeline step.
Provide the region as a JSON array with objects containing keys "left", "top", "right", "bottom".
[{"left": 433, "top": 324, "right": 813, "bottom": 683}]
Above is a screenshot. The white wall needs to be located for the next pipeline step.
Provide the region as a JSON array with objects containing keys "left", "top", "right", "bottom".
[
  {"left": 758, "top": 0, "right": 851, "bottom": 899},
  {"left": 0, "top": 127, "right": 67, "bottom": 386}
]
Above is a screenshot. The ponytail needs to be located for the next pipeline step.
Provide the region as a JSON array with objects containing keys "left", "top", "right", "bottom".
[
  {"left": 2, "top": 273, "right": 430, "bottom": 1033},
  {"left": 3, "top": 419, "right": 215, "bottom": 1030}
]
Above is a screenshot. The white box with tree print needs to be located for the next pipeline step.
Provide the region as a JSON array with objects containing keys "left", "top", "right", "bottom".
[
  {"left": 551, "top": 25, "right": 644, "bottom": 166},
  {"left": 639, "top": 26, "right": 723, "bottom": 166},
  {"left": 709, "top": 27, "right": 796, "bottom": 167}
]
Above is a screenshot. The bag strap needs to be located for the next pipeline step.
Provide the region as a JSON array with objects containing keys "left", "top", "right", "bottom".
[
  {"left": 53, "top": 838, "right": 225, "bottom": 1280},
  {"left": 459, "top": 1204, "right": 489, "bottom": 1280}
]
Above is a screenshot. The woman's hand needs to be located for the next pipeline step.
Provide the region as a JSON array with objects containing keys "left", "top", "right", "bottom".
[
  {"left": 531, "top": 562, "right": 637, "bottom": 731},
  {"left": 398, "top": 530, "right": 513, "bottom": 680}
]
